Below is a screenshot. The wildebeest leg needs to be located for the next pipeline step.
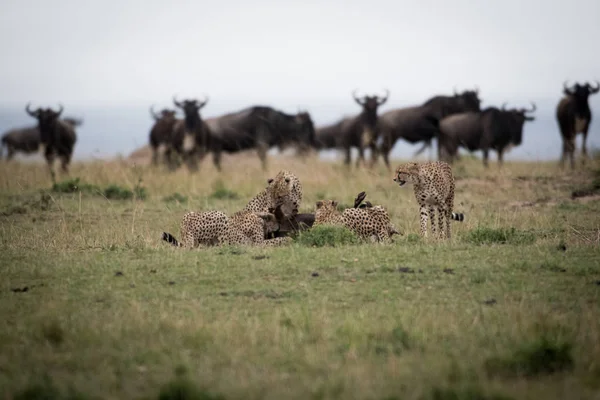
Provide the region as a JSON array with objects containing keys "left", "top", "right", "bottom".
[
  {"left": 355, "top": 146, "right": 365, "bottom": 168},
  {"left": 581, "top": 128, "right": 589, "bottom": 164},
  {"left": 497, "top": 150, "right": 504, "bottom": 167},
  {"left": 369, "top": 142, "right": 379, "bottom": 168},
  {"left": 44, "top": 147, "right": 56, "bottom": 183},
  {"left": 6, "top": 146, "right": 15, "bottom": 161},
  {"left": 151, "top": 145, "right": 159, "bottom": 166},
  {"left": 212, "top": 149, "right": 222, "bottom": 172},
  {"left": 566, "top": 138, "right": 576, "bottom": 169},
  {"left": 482, "top": 149, "right": 489, "bottom": 168},
  {"left": 419, "top": 205, "right": 428, "bottom": 238},
  {"left": 344, "top": 146, "right": 351, "bottom": 167},
  {"left": 60, "top": 153, "right": 71, "bottom": 174},
  {"left": 257, "top": 142, "right": 268, "bottom": 170}
]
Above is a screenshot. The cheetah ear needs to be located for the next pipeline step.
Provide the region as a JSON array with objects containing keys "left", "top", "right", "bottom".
[
  {"left": 408, "top": 163, "right": 419, "bottom": 174},
  {"left": 316, "top": 200, "right": 323, "bottom": 209},
  {"left": 267, "top": 178, "right": 274, "bottom": 185},
  {"left": 332, "top": 200, "right": 338, "bottom": 208},
  {"left": 285, "top": 177, "right": 290, "bottom": 183}
]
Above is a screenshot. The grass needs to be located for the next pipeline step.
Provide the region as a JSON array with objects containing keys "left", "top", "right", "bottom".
[{"left": 1, "top": 151, "right": 600, "bottom": 400}]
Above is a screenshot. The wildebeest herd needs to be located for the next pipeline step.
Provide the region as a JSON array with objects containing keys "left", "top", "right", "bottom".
[{"left": 2, "top": 81, "right": 598, "bottom": 181}]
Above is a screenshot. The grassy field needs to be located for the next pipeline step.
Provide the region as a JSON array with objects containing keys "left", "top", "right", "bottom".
[{"left": 1, "top": 150, "right": 600, "bottom": 400}]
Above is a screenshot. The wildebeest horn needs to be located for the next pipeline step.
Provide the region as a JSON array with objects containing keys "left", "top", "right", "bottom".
[
  {"left": 197, "top": 95, "right": 209, "bottom": 109},
  {"left": 522, "top": 102, "right": 536, "bottom": 114},
  {"left": 377, "top": 89, "right": 390, "bottom": 105},
  {"left": 563, "top": 80, "right": 575, "bottom": 95},
  {"left": 453, "top": 86, "right": 458, "bottom": 96},
  {"left": 501, "top": 102, "right": 508, "bottom": 111},
  {"left": 25, "top": 103, "right": 40, "bottom": 117},
  {"left": 173, "top": 95, "right": 183, "bottom": 108},
  {"left": 54, "top": 104, "right": 64, "bottom": 117},
  {"left": 587, "top": 81, "right": 600, "bottom": 93},
  {"left": 352, "top": 89, "right": 365, "bottom": 105},
  {"left": 150, "top": 105, "right": 161, "bottom": 120}
]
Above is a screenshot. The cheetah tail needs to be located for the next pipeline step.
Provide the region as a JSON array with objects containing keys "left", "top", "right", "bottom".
[
  {"left": 162, "top": 232, "right": 181, "bottom": 247},
  {"left": 451, "top": 212, "right": 465, "bottom": 222}
]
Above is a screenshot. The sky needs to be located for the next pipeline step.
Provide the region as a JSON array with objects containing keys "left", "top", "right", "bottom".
[{"left": 1, "top": 0, "right": 599, "bottom": 161}]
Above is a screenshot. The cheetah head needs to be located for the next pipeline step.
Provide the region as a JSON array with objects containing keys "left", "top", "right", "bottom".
[
  {"left": 256, "top": 212, "right": 280, "bottom": 236},
  {"left": 393, "top": 163, "right": 419, "bottom": 187}
]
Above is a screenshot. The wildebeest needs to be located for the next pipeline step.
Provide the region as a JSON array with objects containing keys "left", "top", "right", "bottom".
[
  {"left": 437, "top": 102, "right": 536, "bottom": 166},
  {"left": 376, "top": 88, "right": 482, "bottom": 170},
  {"left": 204, "top": 106, "right": 316, "bottom": 171},
  {"left": 25, "top": 104, "right": 78, "bottom": 181},
  {"left": 313, "top": 90, "right": 389, "bottom": 167},
  {"left": 1, "top": 118, "right": 82, "bottom": 161},
  {"left": 169, "top": 96, "right": 210, "bottom": 171},
  {"left": 148, "top": 105, "right": 178, "bottom": 166},
  {"left": 556, "top": 81, "right": 599, "bottom": 168}
]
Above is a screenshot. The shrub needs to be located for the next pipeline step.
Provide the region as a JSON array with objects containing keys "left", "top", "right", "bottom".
[
  {"left": 464, "top": 227, "right": 535, "bottom": 245},
  {"left": 295, "top": 225, "right": 360, "bottom": 247}
]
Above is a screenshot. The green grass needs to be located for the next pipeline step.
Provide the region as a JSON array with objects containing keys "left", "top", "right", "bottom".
[{"left": 1, "top": 154, "right": 600, "bottom": 400}]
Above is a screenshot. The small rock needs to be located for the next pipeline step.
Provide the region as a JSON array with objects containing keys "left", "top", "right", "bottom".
[
  {"left": 311, "top": 272, "right": 319, "bottom": 277},
  {"left": 168, "top": 281, "right": 175, "bottom": 285},
  {"left": 114, "top": 271, "right": 124, "bottom": 277},
  {"left": 398, "top": 267, "right": 414, "bottom": 273},
  {"left": 443, "top": 268, "right": 455, "bottom": 274},
  {"left": 483, "top": 298, "right": 497, "bottom": 305},
  {"left": 149, "top": 269, "right": 157, "bottom": 274},
  {"left": 219, "top": 292, "right": 228, "bottom": 296},
  {"left": 557, "top": 244, "right": 567, "bottom": 252}
]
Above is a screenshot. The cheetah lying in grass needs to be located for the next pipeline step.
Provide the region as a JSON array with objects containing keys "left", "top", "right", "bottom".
[
  {"left": 313, "top": 193, "right": 400, "bottom": 242},
  {"left": 393, "top": 161, "right": 464, "bottom": 239},
  {"left": 161, "top": 169, "right": 302, "bottom": 248},
  {"left": 162, "top": 210, "right": 291, "bottom": 248}
]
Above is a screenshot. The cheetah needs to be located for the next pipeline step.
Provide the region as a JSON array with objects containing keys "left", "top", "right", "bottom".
[
  {"left": 162, "top": 210, "right": 291, "bottom": 248},
  {"left": 313, "top": 199, "right": 400, "bottom": 242},
  {"left": 393, "top": 161, "right": 465, "bottom": 239},
  {"left": 243, "top": 170, "right": 303, "bottom": 217}
]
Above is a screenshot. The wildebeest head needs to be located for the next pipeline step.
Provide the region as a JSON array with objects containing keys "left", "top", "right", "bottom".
[
  {"left": 563, "top": 81, "right": 600, "bottom": 109},
  {"left": 25, "top": 103, "right": 64, "bottom": 143},
  {"left": 150, "top": 105, "right": 177, "bottom": 121},
  {"left": 352, "top": 89, "right": 390, "bottom": 114},
  {"left": 501, "top": 102, "right": 536, "bottom": 146},
  {"left": 453, "top": 86, "right": 482, "bottom": 112},
  {"left": 173, "top": 95, "right": 208, "bottom": 130},
  {"left": 294, "top": 110, "right": 316, "bottom": 148},
  {"left": 353, "top": 89, "right": 389, "bottom": 146}
]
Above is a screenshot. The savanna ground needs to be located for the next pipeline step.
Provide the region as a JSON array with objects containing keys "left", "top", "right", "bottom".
[{"left": 1, "top": 147, "right": 600, "bottom": 400}]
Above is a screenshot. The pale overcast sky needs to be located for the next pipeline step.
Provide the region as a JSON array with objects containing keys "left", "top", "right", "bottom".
[{"left": 1, "top": 0, "right": 599, "bottom": 112}]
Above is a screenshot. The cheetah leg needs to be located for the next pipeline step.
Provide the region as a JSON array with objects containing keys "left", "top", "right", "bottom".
[
  {"left": 419, "top": 205, "right": 428, "bottom": 237},
  {"left": 437, "top": 206, "right": 447, "bottom": 239},
  {"left": 428, "top": 206, "right": 436, "bottom": 238}
]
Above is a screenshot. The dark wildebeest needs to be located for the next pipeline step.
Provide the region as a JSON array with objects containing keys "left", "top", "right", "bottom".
[
  {"left": 204, "top": 106, "right": 315, "bottom": 171},
  {"left": 1, "top": 117, "right": 82, "bottom": 161},
  {"left": 148, "top": 105, "right": 178, "bottom": 166},
  {"left": 556, "top": 81, "right": 599, "bottom": 168},
  {"left": 437, "top": 102, "right": 536, "bottom": 167},
  {"left": 25, "top": 104, "right": 78, "bottom": 181},
  {"left": 313, "top": 89, "right": 389, "bottom": 167},
  {"left": 375, "top": 88, "right": 482, "bottom": 170},
  {"left": 169, "top": 96, "right": 210, "bottom": 171}
]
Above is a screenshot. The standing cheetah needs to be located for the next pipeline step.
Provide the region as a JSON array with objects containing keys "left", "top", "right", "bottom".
[
  {"left": 393, "top": 161, "right": 464, "bottom": 239},
  {"left": 314, "top": 199, "right": 400, "bottom": 242}
]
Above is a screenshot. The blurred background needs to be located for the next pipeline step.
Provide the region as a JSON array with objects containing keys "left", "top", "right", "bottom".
[{"left": 1, "top": 0, "right": 598, "bottom": 161}]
